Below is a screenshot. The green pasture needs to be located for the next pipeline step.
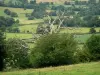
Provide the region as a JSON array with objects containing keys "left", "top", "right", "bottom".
[
  {"left": 19, "top": 24, "right": 38, "bottom": 33},
  {"left": 0, "top": 7, "right": 34, "bottom": 24},
  {"left": 60, "top": 27, "right": 100, "bottom": 33},
  {"left": 0, "top": 61, "right": 100, "bottom": 75},
  {"left": 6, "top": 33, "right": 32, "bottom": 39},
  {"left": 0, "top": 7, "right": 33, "bottom": 16}
]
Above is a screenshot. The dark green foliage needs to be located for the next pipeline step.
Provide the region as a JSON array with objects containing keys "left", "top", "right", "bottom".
[
  {"left": 76, "top": 48, "right": 91, "bottom": 62},
  {"left": 75, "top": 1, "right": 87, "bottom": 5},
  {"left": 64, "top": 1, "right": 70, "bottom": 5},
  {"left": 7, "top": 0, "right": 28, "bottom": 8},
  {"left": 51, "top": 5, "right": 65, "bottom": 11},
  {"left": 4, "top": 9, "right": 11, "bottom": 15},
  {"left": 16, "top": 19, "right": 20, "bottom": 23},
  {"left": 4, "top": 9, "right": 18, "bottom": 17},
  {"left": 62, "top": 16, "right": 85, "bottom": 27},
  {"left": 85, "top": 35, "right": 100, "bottom": 60},
  {"left": 31, "top": 4, "right": 46, "bottom": 19},
  {"left": 28, "top": 16, "right": 34, "bottom": 20},
  {"left": 0, "top": 0, "right": 4, "bottom": 6},
  {"left": 11, "top": 12, "right": 18, "bottom": 17},
  {"left": 88, "top": 16, "right": 100, "bottom": 27},
  {"left": 49, "top": 11, "right": 57, "bottom": 16},
  {"left": 0, "top": 16, "right": 15, "bottom": 27},
  {"left": 0, "top": 28, "right": 6, "bottom": 71},
  {"left": 30, "top": 0, "right": 36, "bottom": 4},
  {"left": 36, "top": 24, "right": 45, "bottom": 34},
  {"left": 30, "top": 34, "right": 78, "bottom": 68},
  {"left": 89, "top": 27, "right": 96, "bottom": 33},
  {"left": 5, "top": 38, "right": 30, "bottom": 69},
  {"left": 25, "top": 13, "right": 31, "bottom": 17},
  {"left": 7, "top": 27, "right": 20, "bottom": 33}
]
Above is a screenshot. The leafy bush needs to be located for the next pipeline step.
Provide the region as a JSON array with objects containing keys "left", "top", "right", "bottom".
[
  {"left": 5, "top": 38, "right": 30, "bottom": 69},
  {"left": 16, "top": 19, "right": 20, "bottom": 23},
  {"left": 0, "top": 16, "right": 15, "bottom": 27},
  {"left": 0, "top": 0, "right": 4, "bottom": 6},
  {"left": 89, "top": 27, "right": 96, "bottom": 33},
  {"left": 30, "top": 34, "right": 78, "bottom": 68},
  {"left": 76, "top": 47, "right": 91, "bottom": 62},
  {"left": 25, "top": 13, "right": 31, "bottom": 17},
  {"left": 7, "top": 27, "right": 20, "bottom": 33},
  {"left": 28, "top": 16, "right": 34, "bottom": 20},
  {"left": 4, "top": 9, "right": 11, "bottom": 15},
  {"left": 4, "top": 9, "right": 18, "bottom": 17},
  {"left": 0, "top": 29, "right": 6, "bottom": 71},
  {"left": 31, "top": 4, "right": 46, "bottom": 19},
  {"left": 11, "top": 12, "right": 18, "bottom": 17},
  {"left": 49, "top": 11, "right": 57, "bottom": 16},
  {"left": 85, "top": 35, "right": 100, "bottom": 60}
]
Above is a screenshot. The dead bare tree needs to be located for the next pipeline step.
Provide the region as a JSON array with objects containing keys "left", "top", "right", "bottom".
[{"left": 42, "top": 10, "right": 65, "bottom": 34}]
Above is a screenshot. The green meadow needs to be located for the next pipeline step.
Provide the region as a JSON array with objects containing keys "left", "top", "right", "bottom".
[{"left": 0, "top": 61, "right": 100, "bottom": 75}]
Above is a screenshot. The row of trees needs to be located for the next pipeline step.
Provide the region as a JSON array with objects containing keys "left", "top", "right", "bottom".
[
  {"left": 0, "top": 32, "right": 100, "bottom": 71},
  {"left": 0, "top": 0, "right": 50, "bottom": 9},
  {"left": 0, "top": 16, "right": 16, "bottom": 27},
  {"left": 27, "top": 3, "right": 100, "bottom": 27},
  {"left": 0, "top": 16, "right": 20, "bottom": 33},
  {"left": 4, "top": 9, "right": 18, "bottom": 17}
]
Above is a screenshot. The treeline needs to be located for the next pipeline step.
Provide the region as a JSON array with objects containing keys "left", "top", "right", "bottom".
[
  {"left": 4, "top": 9, "right": 18, "bottom": 17},
  {"left": 0, "top": 32, "right": 100, "bottom": 71},
  {"left": 0, "top": 0, "right": 49, "bottom": 9},
  {"left": 0, "top": 16, "right": 20, "bottom": 33},
  {"left": 27, "top": 2, "right": 100, "bottom": 27}
]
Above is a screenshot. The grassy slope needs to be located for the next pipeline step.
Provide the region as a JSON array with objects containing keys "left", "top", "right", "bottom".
[
  {"left": 0, "top": 6, "right": 100, "bottom": 34},
  {"left": 0, "top": 61, "right": 100, "bottom": 75}
]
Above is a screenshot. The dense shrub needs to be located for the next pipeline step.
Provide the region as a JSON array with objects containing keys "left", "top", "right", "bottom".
[
  {"left": 5, "top": 38, "right": 30, "bottom": 69},
  {"left": 31, "top": 4, "right": 46, "bottom": 19},
  {"left": 49, "top": 11, "right": 57, "bottom": 16},
  {"left": 36, "top": 24, "right": 45, "bottom": 34},
  {"left": 0, "top": 1, "right": 4, "bottom": 6},
  {"left": 4, "top": 9, "right": 18, "bottom": 17},
  {"left": 4, "top": 9, "right": 11, "bottom": 15},
  {"left": 89, "top": 27, "right": 96, "bottom": 33},
  {"left": 0, "top": 29, "right": 6, "bottom": 71},
  {"left": 11, "top": 12, "right": 18, "bottom": 17},
  {"left": 16, "top": 19, "right": 20, "bottom": 23},
  {"left": 28, "top": 16, "right": 34, "bottom": 20},
  {"left": 30, "top": 34, "right": 78, "bottom": 68},
  {"left": 25, "top": 13, "right": 31, "bottom": 17},
  {"left": 76, "top": 47, "right": 91, "bottom": 62},
  {"left": 0, "top": 16, "right": 15, "bottom": 27},
  {"left": 64, "top": 1, "right": 70, "bottom": 5},
  {"left": 85, "top": 35, "right": 100, "bottom": 60},
  {"left": 51, "top": 5, "right": 65, "bottom": 11},
  {"left": 7, "top": 27, "right": 20, "bottom": 33}
]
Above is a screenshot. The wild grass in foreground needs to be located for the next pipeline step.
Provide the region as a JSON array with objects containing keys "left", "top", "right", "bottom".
[{"left": 0, "top": 61, "right": 100, "bottom": 75}]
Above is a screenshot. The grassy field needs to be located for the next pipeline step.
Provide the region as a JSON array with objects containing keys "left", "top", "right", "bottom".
[
  {"left": 6, "top": 33, "right": 32, "bottom": 39},
  {"left": 0, "top": 7, "right": 33, "bottom": 17},
  {"left": 0, "top": 7, "right": 100, "bottom": 34},
  {"left": 0, "top": 61, "right": 100, "bottom": 75},
  {"left": 0, "top": 6, "right": 100, "bottom": 45},
  {"left": 0, "top": 7, "right": 35, "bottom": 24},
  {"left": 60, "top": 27, "right": 100, "bottom": 33}
]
